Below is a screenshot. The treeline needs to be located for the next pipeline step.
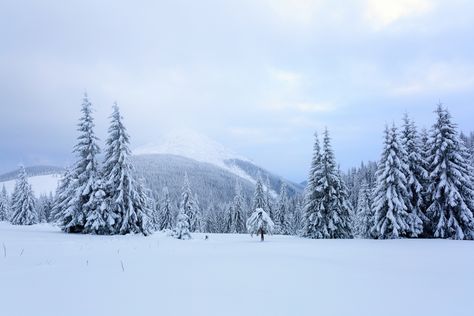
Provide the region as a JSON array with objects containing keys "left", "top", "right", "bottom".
[
  {"left": 1, "top": 100, "right": 473, "bottom": 241},
  {"left": 302, "top": 104, "right": 474, "bottom": 240},
  {"left": 0, "top": 94, "right": 302, "bottom": 238}
]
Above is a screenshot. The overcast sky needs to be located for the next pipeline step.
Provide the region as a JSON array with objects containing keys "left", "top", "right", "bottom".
[{"left": 1, "top": 0, "right": 474, "bottom": 182}]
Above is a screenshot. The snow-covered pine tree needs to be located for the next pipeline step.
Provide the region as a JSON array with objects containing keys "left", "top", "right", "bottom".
[
  {"left": 224, "top": 203, "right": 233, "bottom": 233},
  {"left": 302, "top": 132, "right": 323, "bottom": 238},
  {"left": 101, "top": 103, "right": 152, "bottom": 235},
  {"left": 50, "top": 167, "right": 74, "bottom": 224},
  {"left": 373, "top": 125, "right": 410, "bottom": 239},
  {"left": 264, "top": 176, "right": 274, "bottom": 219},
  {"left": 231, "top": 181, "right": 247, "bottom": 233},
  {"left": 83, "top": 178, "right": 117, "bottom": 235},
  {"left": 10, "top": 166, "right": 38, "bottom": 225},
  {"left": 37, "top": 193, "right": 54, "bottom": 223},
  {"left": 275, "top": 182, "right": 291, "bottom": 235},
  {"left": 352, "top": 180, "right": 373, "bottom": 239},
  {"left": 460, "top": 132, "right": 474, "bottom": 167},
  {"left": 252, "top": 177, "right": 267, "bottom": 216},
  {"left": 180, "top": 172, "right": 201, "bottom": 232},
  {"left": 302, "top": 129, "right": 352, "bottom": 239},
  {"left": 158, "top": 187, "right": 175, "bottom": 231},
  {"left": 57, "top": 94, "right": 101, "bottom": 233},
  {"left": 400, "top": 114, "right": 429, "bottom": 237},
  {"left": 173, "top": 209, "right": 192, "bottom": 240},
  {"left": 291, "top": 196, "right": 303, "bottom": 235},
  {"left": 247, "top": 208, "right": 274, "bottom": 241},
  {"left": 0, "top": 185, "right": 10, "bottom": 221},
  {"left": 426, "top": 105, "right": 474, "bottom": 240}
]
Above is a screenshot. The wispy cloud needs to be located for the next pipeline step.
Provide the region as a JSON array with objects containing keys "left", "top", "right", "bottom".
[
  {"left": 390, "top": 62, "right": 474, "bottom": 96},
  {"left": 364, "top": 0, "right": 434, "bottom": 30}
]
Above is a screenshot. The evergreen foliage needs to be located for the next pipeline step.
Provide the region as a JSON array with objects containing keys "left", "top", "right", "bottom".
[
  {"left": 373, "top": 125, "right": 409, "bottom": 239},
  {"left": 302, "top": 130, "right": 352, "bottom": 239},
  {"left": 100, "top": 103, "right": 152, "bottom": 235},
  {"left": 246, "top": 208, "right": 274, "bottom": 241},
  {"left": 400, "top": 114, "right": 429, "bottom": 237},
  {"left": 426, "top": 105, "right": 474, "bottom": 240},
  {"left": 180, "top": 173, "right": 201, "bottom": 232},
  {"left": 10, "top": 166, "right": 38, "bottom": 225},
  {"left": 0, "top": 185, "right": 10, "bottom": 221}
]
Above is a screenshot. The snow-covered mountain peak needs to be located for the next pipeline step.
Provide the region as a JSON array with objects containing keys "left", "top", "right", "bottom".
[{"left": 134, "top": 129, "right": 250, "bottom": 168}]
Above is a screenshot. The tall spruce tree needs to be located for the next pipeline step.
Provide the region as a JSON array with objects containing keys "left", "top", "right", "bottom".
[
  {"left": 57, "top": 94, "right": 100, "bottom": 233},
  {"left": 426, "top": 105, "right": 474, "bottom": 240},
  {"left": 231, "top": 181, "right": 247, "bottom": 233},
  {"left": 275, "top": 182, "right": 291, "bottom": 235},
  {"left": 264, "top": 176, "right": 274, "bottom": 219},
  {"left": 373, "top": 125, "right": 410, "bottom": 239},
  {"left": 352, "top": 180, "right": 373, "bottom": 239},
  {"left": 100, "top": 103, "right": 152, "bottom": 235},
  {"left": 10, "top": 166, "right": 38, "bottom": 225},
  {"left": 302, "top": 129, "right": 352, "bottom": 239},
  {"left": 0, "top": 185, "right": 10, "bottom": 221},
  {"left": 252, "top": 177, "right": 267, "bottom": 215},
  {"left": 400, "top": 114, "right": 429, "bottom": 237},
  {"left": 302, "top": 132, "right": 323, "bottom": 238},
  {"left": 158, "top": 187, "right": 174, "bottom": 231},
  {"left": 180, "top": 173, "right": 201, "bottom": 232},
  {"left": 50, "top": 167, "right": 74, "bottom": 224}
]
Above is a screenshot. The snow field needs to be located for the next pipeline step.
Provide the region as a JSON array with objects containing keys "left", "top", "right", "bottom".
[{"left": 0, "top": 223, "right": 473, "bottom": 316}]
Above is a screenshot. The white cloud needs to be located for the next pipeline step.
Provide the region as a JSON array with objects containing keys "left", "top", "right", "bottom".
[
  {"left": 365, "top": 0, "right": 434, "bottom": 29},
  {"left": 390, "top": 62, "right": 474, "bottom": 96},
  {"left": 260, "top": 0, "right": 323, "bottom": 27},
  {"left": 271, "top": 68, "right": 302, "bottom": 87},
  {"left": 261, "top": 100, "right": 336, "bottom": 113}
]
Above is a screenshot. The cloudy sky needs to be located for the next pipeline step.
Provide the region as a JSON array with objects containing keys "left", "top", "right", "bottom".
[{"left": 1, "top": 0, "right": 473, "bottom": 182}]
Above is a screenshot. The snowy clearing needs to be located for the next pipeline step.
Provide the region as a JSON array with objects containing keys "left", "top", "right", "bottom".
[
  {"left": 0, "top": 223, "right": 473, "bottom": 316},
  {"left": 1, "top": 174, "right": 60, "bottom": 197}
]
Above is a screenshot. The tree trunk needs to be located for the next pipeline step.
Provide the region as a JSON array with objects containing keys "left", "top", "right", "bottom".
[{"left": 260, "top": 229, "right": 264, "bottom": 242}]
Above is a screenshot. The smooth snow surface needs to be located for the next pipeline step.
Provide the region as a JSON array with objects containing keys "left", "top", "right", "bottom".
[
  {"left": 0, "top": 174, "right": 60, "bottom": 197},
  {"left": 1, "top": 223, "right": 473, "bottom": 316}
]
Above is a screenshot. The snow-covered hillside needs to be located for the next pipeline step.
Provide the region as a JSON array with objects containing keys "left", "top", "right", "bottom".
[
  {"left": 1, "top": 223, "right": 473, "bottom": 316},
  {"left": 134, "top": 129, "right": 251, "bottom": 169},
  {"left": 0, "top": 174, "right": 60, "bottom": 197},
  {"left": 133, "top": 129, "right": 303, "bottom": 200},
  {"left": 0, "top": 130, "right": 303, "bottom": 204}
]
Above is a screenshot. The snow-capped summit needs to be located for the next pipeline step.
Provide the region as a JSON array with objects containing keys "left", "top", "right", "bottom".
[{"left": 134, "top": 129, "right": 251, "bottom": 169}]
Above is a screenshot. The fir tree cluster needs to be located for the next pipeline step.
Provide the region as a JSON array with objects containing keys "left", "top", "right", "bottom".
[
  {"left": 0, "top": 167, "right": 55, "bottom": 226},
  {"left": 3, "top": 99, "right": 472, "bottom": 242},
  {"left": 348, "top": 104, "right": 474, "bottom": 240},
  {"left": 50, "top": 94, "right": 152, "bottom": 235}
]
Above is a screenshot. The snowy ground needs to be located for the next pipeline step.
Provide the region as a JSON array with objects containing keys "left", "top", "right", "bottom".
[{"left": 1, "top": 223, "right": 473, "bottom": 316}]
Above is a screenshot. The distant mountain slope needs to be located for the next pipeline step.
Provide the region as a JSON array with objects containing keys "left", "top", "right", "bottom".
[
  {"left": 133, "top": 154, "right": 255, "bottom": 209},
  {"left": 133, "top": 154, "right": 303, "bottom": 210},
  {"left": 224, "top": 159, "right": 304, "bottom": 197},
  {"left": 0, "top": 165, "right": 64, "bottom": 182},
  {"left": 133, "top": 130, "right": 303, "bottom": 208},
  {"left": 0, "top": 131, "right": 303, "bottom": 206}
]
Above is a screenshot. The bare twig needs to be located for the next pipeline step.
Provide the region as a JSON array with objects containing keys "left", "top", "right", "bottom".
[
  {"left": 120, "top": 260, "right": 125, "bottom": 272},
  {"left": 2, "top": 243, "right": 6, "bottom": 258},
  {"left": 20, "top": 249, "right": 24, "bottom": 256}
]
